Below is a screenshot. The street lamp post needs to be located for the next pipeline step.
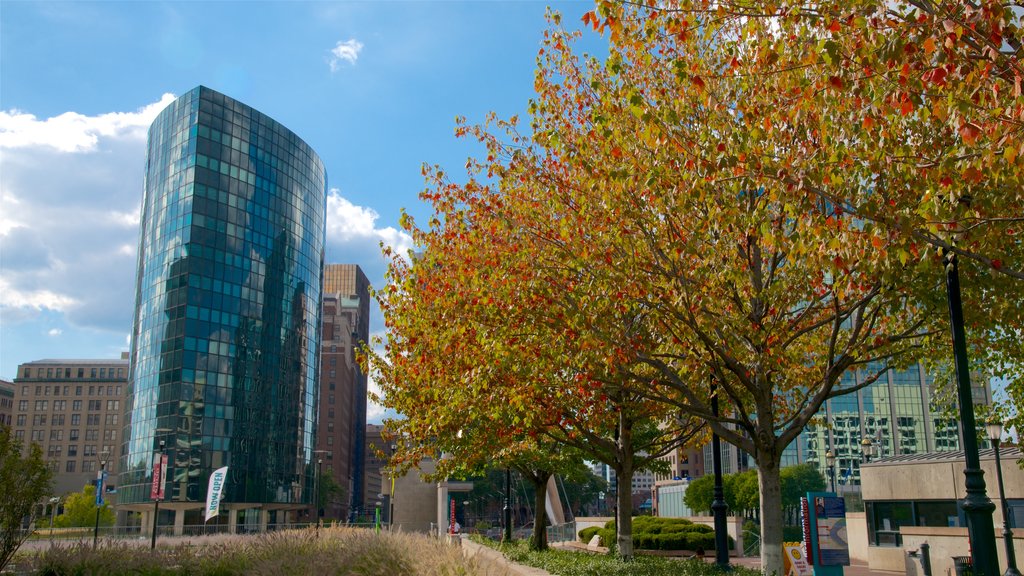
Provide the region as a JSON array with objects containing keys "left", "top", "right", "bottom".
[
  {"left": 151, "top": 440, "right": 165, "bottom": 550},
  {"left": 710, "top": 380, "right": 730, "bottom": 569},
  {"left": 825, "top": 451, "right": 837, "bottom": 493},
  {"left": 389, "top": 443, "right": 397, "bottom": 529},
  {"left": 49, "top": 496, "right": 59, "bottom": 540},
  {"left": 986, "top": 420, "right": 1021, "bottom": 576},
  {"left": 317, "top": 458, "right": 323, "bottom": 527},
  {"left": 503, "top": 467, "right": 512, "bottom": 543},
  {"left": 93, "top": 450, "right": 109, "bottom": 549},
  {"left": 945, "top": 251, "right": 998, "bottom": 576}
]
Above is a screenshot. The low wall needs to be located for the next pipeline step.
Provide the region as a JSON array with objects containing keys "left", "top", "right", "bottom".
[
  {"left": 847, "top": 512, "right": 868, "bottom": 562},
  {"left": 461, "top": 537, "right": 549, "bottom": 576},
  {"left": 901, "top": 526, "right": 1024, "bottom": 576}
]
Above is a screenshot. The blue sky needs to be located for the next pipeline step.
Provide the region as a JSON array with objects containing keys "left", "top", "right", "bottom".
[{"left": 0, "top": 1, "right": 604, "bottom": 420}]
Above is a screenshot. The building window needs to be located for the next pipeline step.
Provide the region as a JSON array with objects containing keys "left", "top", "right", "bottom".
[
  {"left": 87, "top": 415, "right": 100, "bottom": 426},
  {"left": 34, "top": 400, "right": 48, "bottom": 411},
  {"left": 16, "top": 414, "right": 26, "bottom": 426},
  {"left": 69, "top": 430, "right": 79, "bottom": 441},
  {"left": 14, "top": 430, "right": 24, "bottom": 441},
  {"left": 86, "top": 429, "right": 99, "bottom": 441},
  {"left": 88, "top": 400, "right": 101, "bottom": 411},
  {"left": 71, "top": 414, "right": 81, "bottom": 425},
  {"left": 66, "top": 461, "right": 76, "bottom": 473},
  {"left": 68, "top": 445, "right": 78, "bottom": 456},
  {"left": 104, "top": 429, "right": 116, "bottom": 441},
  {"left": 23, "top": 368, "right": 31, "bottom": 378},
  {"left": 52, "top": 414, "right": 65, "bottom": 426},
  {"left": 78, "top": 368, "right": 84, "bottom": 378},
  {"left": 106, "top": 400, "right": 119, "bottom": 411},
  {"left": 76, "top": 386, "right": 82, "bottom": 396},
  {"left": 73, "top": 400, "right": 82, "bottom": 411},
  {"left": 54, "top": 400, "right": 67, "bottom": 411},
  {"left": 104, "top": 414, "right": 118, "bottom": 426},
  {"left": 18, "top": 400, "right": 28, "bottom": 412},
  {"left": 32, "top": 414, "right": 46, "bottom": 426},
  {"left": 31, "top": 430, "right": 44, "bottom": 441},
  {"left": 82, "top": 461, "right": 96, "bottom": 473},
  {"left": 91, "top": 368, "right": 97, "bottom": 378}
]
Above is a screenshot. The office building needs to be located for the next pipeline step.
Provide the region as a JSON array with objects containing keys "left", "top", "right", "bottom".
[
  {"left": 788, "top": 362, "right": 987, "bottom": 487},
  {"left": 119, "top": 86, "right": 327, "bottom": 533},
  {"left": 319, "top": 264, "right": 370, "bottom": 520},
  {"left": 9, "top": 358, "right": 129, "bottom": 496},
  {"left": 0, "top": 379, "right": 13, "bottom": 427}
]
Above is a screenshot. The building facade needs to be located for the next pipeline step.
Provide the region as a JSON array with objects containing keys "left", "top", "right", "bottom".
[
  {"left": 120, "top": 86, "right": 327, "bottom": 531},
  {"left": 787, "top": 363, "right": 987, "bottom": 487},
  {"left": 10, "top": 358, "right": 129, "bottom": 496},
  {"left": 0, "top": 379, "right": 13, "bottom": 427},
  {"left": 319, "top": 264, "right": 370, "bottom": 520}
]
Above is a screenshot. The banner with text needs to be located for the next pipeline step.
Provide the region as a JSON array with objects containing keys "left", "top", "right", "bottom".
[{"left": 204, "top": 466, "right": 229, "bottom": 522}]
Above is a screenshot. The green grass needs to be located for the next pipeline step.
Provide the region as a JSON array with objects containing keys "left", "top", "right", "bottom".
[{"left": 483, "top": 539, "right": 761, "bottom": 576}]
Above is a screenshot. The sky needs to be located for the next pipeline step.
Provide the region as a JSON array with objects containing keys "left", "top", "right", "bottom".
[{"left": 0, "top": 0, "right": 605, "bottom": 422}]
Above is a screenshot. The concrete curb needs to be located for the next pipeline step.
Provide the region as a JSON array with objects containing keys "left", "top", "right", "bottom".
[{"left": 460, "top": 537, "right": 551, "bottom": 576}]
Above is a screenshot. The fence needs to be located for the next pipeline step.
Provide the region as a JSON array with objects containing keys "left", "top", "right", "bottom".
[{"left": 546, "top": 521, "right": 577, "bottom": 543}]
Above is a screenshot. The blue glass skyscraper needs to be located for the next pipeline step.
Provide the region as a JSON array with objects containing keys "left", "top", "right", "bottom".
[{"left": 119, "top": 86, "right": 326, "bottom": 531}]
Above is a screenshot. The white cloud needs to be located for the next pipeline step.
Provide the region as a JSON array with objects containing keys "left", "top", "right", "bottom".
[
  {"left": 48, "top": 328, "right": 63, "bottom": 337},
  {"left": 328, "top": 39, "right": 364, "bottom": 72},
  {"left": 325, "top": 189, "right": 412, "bottom": 254},
  {"left": 0, "top": 277, "right": 79, "bottom": 312},
  {"left": 0, "top": 93, "right": 176, "bottom": 153}
]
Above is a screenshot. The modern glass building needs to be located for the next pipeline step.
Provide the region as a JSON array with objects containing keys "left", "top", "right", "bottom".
[{"left": 119, "top": 86, "right": 326, "bottom": 531}]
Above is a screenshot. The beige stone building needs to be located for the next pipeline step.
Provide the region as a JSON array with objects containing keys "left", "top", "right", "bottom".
[{"left": 10, "top": 356, "right": 129, "bottom": 497}]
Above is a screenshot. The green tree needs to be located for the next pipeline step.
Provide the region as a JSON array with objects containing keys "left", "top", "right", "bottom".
[
  {"left": 54, "top": 484, "right": 114, "bottom": 528},
  {"left": 1, "top": 427, "right": 53, "bottom": 571}
]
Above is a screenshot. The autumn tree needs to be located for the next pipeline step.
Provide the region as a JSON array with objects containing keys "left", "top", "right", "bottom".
[{"left": 396, "top": 5, "right": 955, "bottom": 572}]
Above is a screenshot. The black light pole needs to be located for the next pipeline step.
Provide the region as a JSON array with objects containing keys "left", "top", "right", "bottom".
[
  {"left": 389, "top": 443, "right": 397, "bottom": 529},
  {"left": 945, "top": 251, "right": 998, "bottom": 575},
  {"left": 317, "top": 458, "right": 323, "bottom": 527},
  {"left": 825, "top": 451, "right": 837, "bottom": 493},
  {"left": 151, "top": 440, "right": 165, "bottom": 550},
  {"left": 92, "top": 451, "right": 108, "bottom": 549},
  {"left": 710, "top": 381, "right": 730, "bottom": 568},
  {"left": 986, "top": 420, "right": 1021, "bottom": 576},
  {"left": 503, "top": 467, "right": 512, "bottom": 543}
]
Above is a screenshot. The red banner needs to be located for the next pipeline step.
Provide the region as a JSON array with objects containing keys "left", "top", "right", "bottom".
[{"left": 150, "top": 454, "right": 167, "bottom": 500}]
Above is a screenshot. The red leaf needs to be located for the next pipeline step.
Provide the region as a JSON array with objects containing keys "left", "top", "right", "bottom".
[
  {"left": 828, "top": 76, "right": 844, "bottom": 90},
  {"left": 828, "top": 20, "right": 841, "bottom": 32},
  {"left": 691, "top": 75, "right": 706, "bottom": 91}
]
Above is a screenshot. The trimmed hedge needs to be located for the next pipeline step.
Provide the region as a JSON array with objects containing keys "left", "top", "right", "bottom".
[{"left": 587, "top": 518, "right": 734, "bottom": 551}]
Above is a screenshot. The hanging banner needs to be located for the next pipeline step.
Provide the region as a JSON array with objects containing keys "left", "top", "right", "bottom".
[
  {"left": 150, "top": 454, "right": 167, "bottom": 501},
  {"left": 204, "top": 466, "right": 229, "bottom": 522}
]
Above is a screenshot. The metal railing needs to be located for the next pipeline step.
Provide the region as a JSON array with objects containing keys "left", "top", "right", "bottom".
[
  {"left": 546, "top": 521, "right": 577, "bottom": 543},
  {"left": 742, "top": 527, "right": 761, "bottom": 557}
]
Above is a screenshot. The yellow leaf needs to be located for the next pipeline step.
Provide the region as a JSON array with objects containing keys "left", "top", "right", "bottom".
[{"left": 1004, "top": 145, "right": 1018, "bottom": 164}]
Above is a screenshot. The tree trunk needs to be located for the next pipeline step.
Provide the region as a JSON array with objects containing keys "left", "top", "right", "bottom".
[
  {"left": 757, "top": 457, "right": 784, "bottom": 576},
  {"left": 615, "top": 470, "right": 634, "bottom": 559},
  {"left": 530, "top": 473, "right": 550, "bottom": 551}
]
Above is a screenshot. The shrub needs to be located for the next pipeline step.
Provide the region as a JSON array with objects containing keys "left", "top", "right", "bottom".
[{"left": 578, "top": 527, "right": 601, "bottom": 542}]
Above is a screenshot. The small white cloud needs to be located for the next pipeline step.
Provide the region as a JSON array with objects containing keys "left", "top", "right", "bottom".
[
  {"left": 0, "top": 93, "right": 176, "bottom": 153},
  {"left": 328, "top": 39, "right": 364, "bottom": 72},
  {"left": 325, "top": 189, "right": 412, "bottom": 253},
  {"left": 48, "top": 328, "right": 63, "bottom": 337}
]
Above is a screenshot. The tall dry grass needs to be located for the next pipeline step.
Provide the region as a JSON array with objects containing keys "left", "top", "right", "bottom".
[{"left": 13, "top": 527, "right": 491, "bottom": 575}]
